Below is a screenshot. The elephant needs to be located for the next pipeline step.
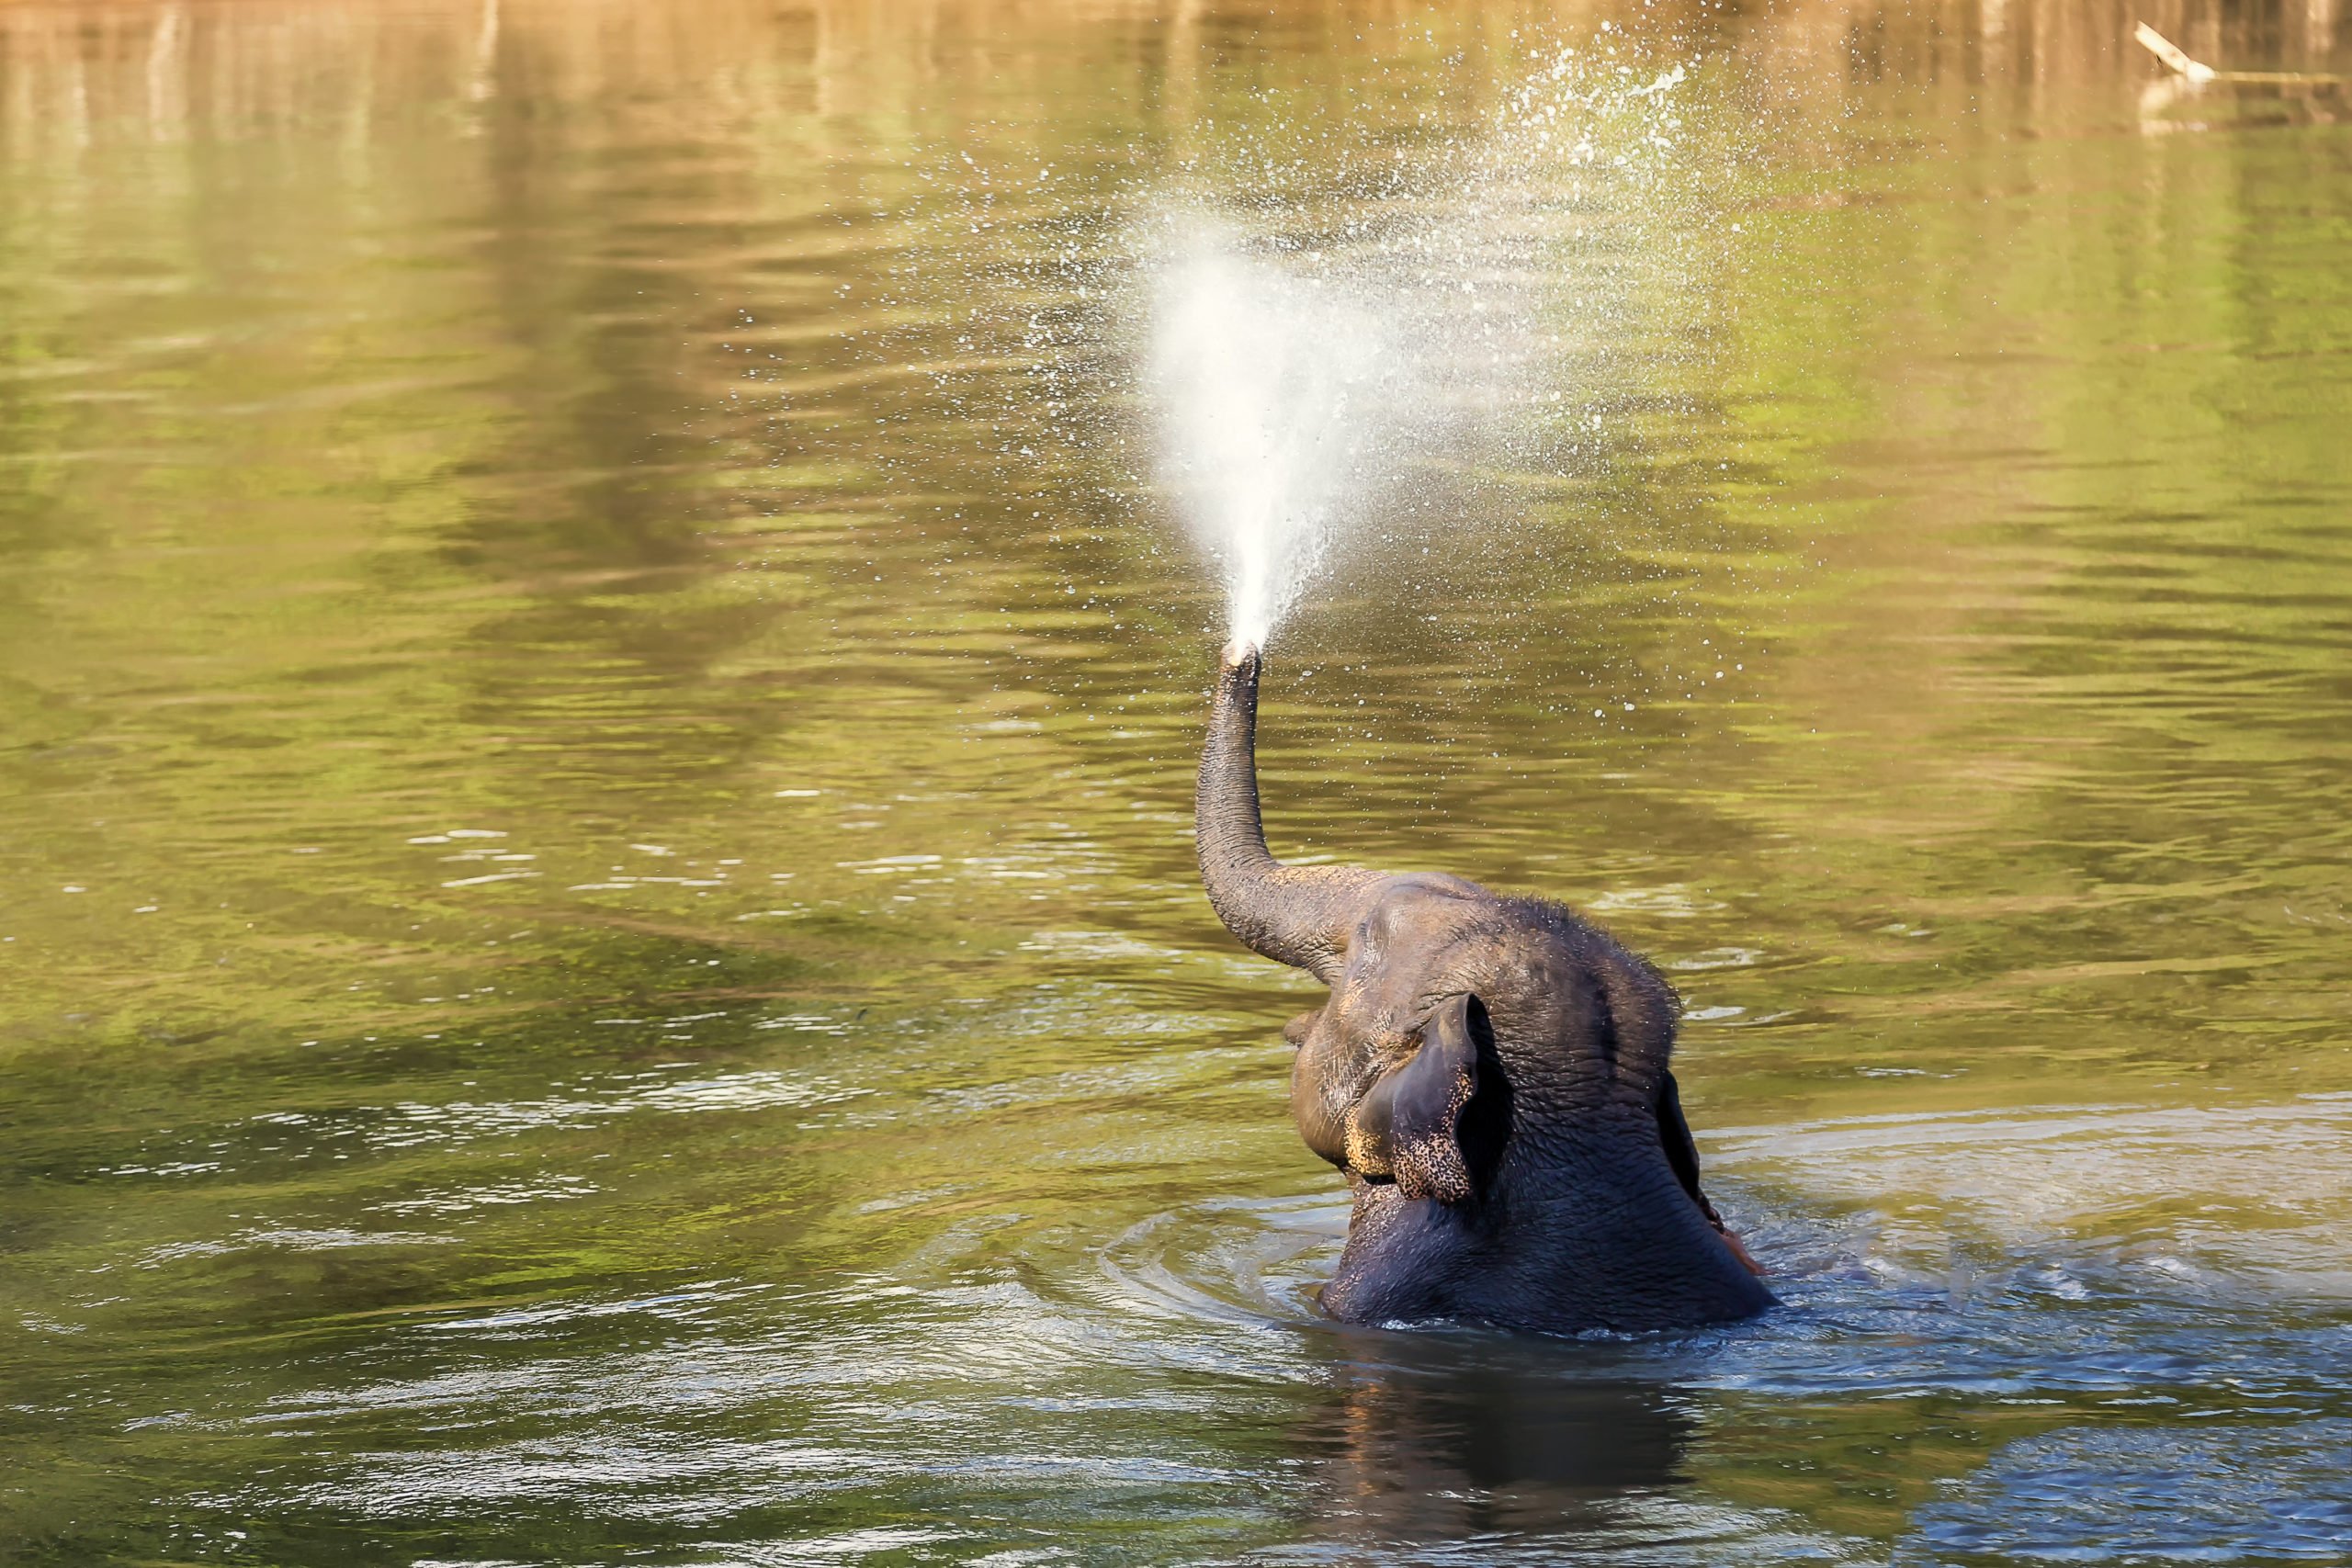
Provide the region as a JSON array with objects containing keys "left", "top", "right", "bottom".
[{"left": 1197, "top": 639, "right": 1772, "bottom": 1334}]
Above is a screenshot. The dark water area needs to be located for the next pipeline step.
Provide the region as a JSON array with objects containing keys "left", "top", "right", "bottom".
[{"left": 4, "top": 0, "right": 2352, "bottom": 1562}]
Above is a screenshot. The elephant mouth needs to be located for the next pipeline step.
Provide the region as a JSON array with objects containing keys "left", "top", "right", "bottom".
[{"left": 1656, "top": 1083, "right": 1767, "bottom": 1277}]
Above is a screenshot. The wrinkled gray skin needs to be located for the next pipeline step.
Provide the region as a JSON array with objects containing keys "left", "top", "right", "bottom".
[{"left": 1197, "top": 641, "right": 1774, "bottom": 1334}]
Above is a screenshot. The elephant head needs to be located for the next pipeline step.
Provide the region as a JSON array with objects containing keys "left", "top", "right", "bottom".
[{"left": 1198, "top": 640, "right": 1772, "bottom": 1333}]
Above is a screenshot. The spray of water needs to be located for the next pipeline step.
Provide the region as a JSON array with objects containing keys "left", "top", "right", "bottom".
[
  {"left": 1147, "top": 236, "right": 1396, "bottom": 650},
  {"left": 1144, "top": 38, "right": 1739, "bottom": 651}
]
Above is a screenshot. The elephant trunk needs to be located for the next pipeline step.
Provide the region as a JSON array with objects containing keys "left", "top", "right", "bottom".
[{"left": 1197, "top": 642, "right": 1382, "bottom": 984}]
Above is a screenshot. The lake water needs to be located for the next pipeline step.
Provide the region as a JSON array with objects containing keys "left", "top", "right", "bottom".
[{"left": 4, "top": 0, "right": 2352, "bottom": 1562}]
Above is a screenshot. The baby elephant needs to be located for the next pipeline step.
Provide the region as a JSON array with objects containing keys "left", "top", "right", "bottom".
[{"left": 1197, "top": 641, "right": 1771, "bottom": 1333}]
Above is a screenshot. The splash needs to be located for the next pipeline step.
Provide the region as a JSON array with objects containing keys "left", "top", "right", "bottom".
[
  {"left": 1146, "top": 235, "right": 1395, "bottom": 650},
  {"left": 1144, "top": 40, "right": 1732, "bottom": 651}
]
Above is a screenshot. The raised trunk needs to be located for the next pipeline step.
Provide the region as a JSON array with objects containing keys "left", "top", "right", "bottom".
[{"left": 1196, "top": 644, "right": 1383, "bottom": 983}]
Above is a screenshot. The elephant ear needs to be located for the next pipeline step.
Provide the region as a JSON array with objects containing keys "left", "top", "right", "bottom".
[{"left": 1344, "top": 993, "right": 1509, "bottom": 1204}]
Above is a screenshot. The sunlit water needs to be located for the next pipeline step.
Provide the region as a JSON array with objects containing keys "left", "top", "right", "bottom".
[{"left": 4, "top": 0, "right": 2352, "bottom": 1562}]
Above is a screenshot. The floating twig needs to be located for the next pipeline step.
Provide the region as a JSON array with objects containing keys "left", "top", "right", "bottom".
[{"left": 2133, "top": 21, "right": 2351, "bottom": 85}]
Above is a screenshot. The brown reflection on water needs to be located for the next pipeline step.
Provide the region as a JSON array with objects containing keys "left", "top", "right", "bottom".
[{"left": 1298, "top": 1337, "right": 1696, "bottom": 1544}]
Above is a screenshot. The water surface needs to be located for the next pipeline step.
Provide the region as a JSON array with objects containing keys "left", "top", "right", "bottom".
[{"left": 4, "top": 0, "right": 2352, "bottom": 1562}]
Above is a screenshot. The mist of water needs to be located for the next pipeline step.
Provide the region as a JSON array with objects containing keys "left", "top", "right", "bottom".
[
  {"left": 1147, "top": 240, "right": 1393, "bottom": 651},
  {"left": 1144, "top": 43, "right": 1731, "bottom": 653}
]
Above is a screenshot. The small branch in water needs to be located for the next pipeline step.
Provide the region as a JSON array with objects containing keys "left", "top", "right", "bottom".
[
  {"left": 2133, "top": 20, "right": 2350, "bottom": 85},
  {"left": 2133, "top": 22, "right": 2216, "bottom": 82}
]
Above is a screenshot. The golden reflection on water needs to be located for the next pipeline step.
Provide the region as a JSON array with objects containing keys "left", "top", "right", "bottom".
[{"left": 2, "top": 0, "right": 2350, "bottom": 1561}]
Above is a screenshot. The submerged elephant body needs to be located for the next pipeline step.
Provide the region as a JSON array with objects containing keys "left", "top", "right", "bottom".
[{"left": 1198, "top": 644, "right": 1771, "bottom": 1335}]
